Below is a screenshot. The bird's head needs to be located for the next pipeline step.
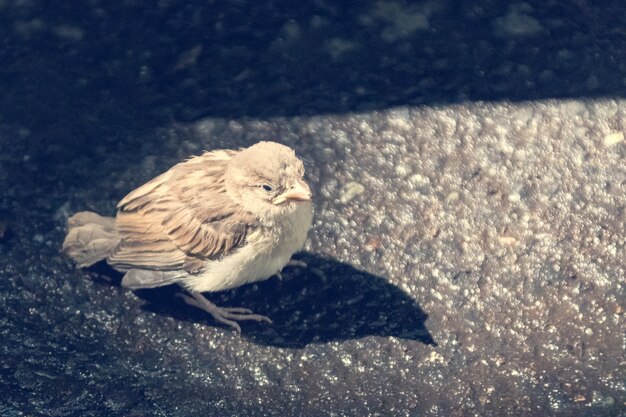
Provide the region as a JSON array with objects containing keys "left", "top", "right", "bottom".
[{"left": 225, "top": 141, "right": 312, "bottom": 220}]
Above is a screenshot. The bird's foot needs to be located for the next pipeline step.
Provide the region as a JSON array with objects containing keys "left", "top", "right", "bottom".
[
  {"left": 276, "top": 259, "right": 326, "bottom": 281},
  {"left": 274, "top": 259, "right": 305, "bottom": 280},
  {"left": 178, "top": 292, "right": 272, "bottom": 333},
  {"left": 276, "top": 259, "right": 309, "bottom": 280},
  {"left": 285, "top": 259, "right": 308, "bottom": 269}
]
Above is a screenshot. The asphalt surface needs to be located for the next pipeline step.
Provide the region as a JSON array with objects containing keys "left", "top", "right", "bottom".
[{"left": 1, "top": 1, "right": 625, "bottom": 416}]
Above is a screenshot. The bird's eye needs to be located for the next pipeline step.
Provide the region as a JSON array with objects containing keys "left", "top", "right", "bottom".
[{"left": 262, "top": 184, "right": 273, "bottom": 192}]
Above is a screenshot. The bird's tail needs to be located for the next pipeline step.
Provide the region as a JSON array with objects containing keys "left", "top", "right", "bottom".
[{"left": 61, "top": 211, "right": 120, "bottom": 267}]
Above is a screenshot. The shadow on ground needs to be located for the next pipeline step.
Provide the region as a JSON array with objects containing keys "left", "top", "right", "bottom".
[
  {"left": 91, "top": 253, "right": 436, "bottom": 348},
  {"left": 3, "top": 1, "right": 625, "bottom": 206},
  {"left": 1, "top": 1, "right": 624, "bottom": 142}
]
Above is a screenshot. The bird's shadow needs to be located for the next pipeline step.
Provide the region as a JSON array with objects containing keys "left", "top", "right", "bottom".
[{"left": 92, "top": 253, "right": 436, "bottom": 348}]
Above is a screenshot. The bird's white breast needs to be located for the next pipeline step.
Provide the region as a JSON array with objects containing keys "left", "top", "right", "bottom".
[{"left": 184, "top": 202, "right": 313, "bottom": 293}]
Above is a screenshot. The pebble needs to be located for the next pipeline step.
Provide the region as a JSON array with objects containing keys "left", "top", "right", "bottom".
[
  {"left": 340, "top": 182, "right": 365, "bottom": 203},
  {"left": 603, "top": 132, "right": 624, "bottom": 147}
]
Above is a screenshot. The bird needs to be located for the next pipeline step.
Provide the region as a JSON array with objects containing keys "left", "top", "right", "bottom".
[{"left": 62, "top": 141, "right": 313, "bottom": 332}]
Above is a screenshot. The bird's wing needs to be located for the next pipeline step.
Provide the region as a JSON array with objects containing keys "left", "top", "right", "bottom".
[{"left": 109, "top": 149, "right": 256, "bottom": 273}]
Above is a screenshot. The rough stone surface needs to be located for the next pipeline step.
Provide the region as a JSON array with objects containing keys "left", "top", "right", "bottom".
[{"left": 1, "top": 1, "right": 625, "bottom": 416}]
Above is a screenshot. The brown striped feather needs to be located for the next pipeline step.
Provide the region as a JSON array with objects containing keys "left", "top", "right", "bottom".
[{"left": 109, "top": 149, "right": 255, "bottom": 273}]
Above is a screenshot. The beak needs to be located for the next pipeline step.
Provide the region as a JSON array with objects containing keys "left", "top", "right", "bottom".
[{"left": 272, "top": 179, "right": 312, "bottom": 205}]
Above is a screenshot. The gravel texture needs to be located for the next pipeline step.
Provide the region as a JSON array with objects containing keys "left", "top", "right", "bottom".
[{"left": 1, "top": 1, "right": 625, "bottom": 416}]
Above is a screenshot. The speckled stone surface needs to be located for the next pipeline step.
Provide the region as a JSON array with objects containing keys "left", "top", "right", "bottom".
[{"left": 1, "top": 1, "right": 625, "bottom": 416}]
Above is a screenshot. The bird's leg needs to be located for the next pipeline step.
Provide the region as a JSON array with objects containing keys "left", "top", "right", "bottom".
[
  {"left": 177, "top": 292, "right": 272, "bottom": 333},
  {"left": 282, "top": 259, "right": 309, "bottom": 280},
  {"left": 280, "top": 258, "right": 326, "bottom": 280},
  {"left": 275, "top": 259, "right": 308, "bottom": 280}
]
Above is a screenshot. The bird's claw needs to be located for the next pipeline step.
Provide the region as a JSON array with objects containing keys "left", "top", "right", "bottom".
[{"left": 177, "top": 292, "right": 272, "bottom": 333}]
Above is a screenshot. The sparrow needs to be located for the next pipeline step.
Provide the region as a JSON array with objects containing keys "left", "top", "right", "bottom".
[{"left": 62, "top": 141, "right": 313, "bottom": 332}]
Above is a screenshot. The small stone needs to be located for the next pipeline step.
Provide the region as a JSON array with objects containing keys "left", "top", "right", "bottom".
[
  {"left": 310, "top": 15, "right": 328, "bottom": 29},
  {"left": 499, "top": 236, "right": 517, "bottom": 245},
  {"left": 424, "top": 351, "right": 445, "bottom": 364},
  {"left": 326, "top": 38, "right": 356, "bottom": 59},
  {"left": 141, "top": 155, "right": 157, "bottom": 171},
  {"left": 603, "top": 132, "right": 624, "bottom": 147},
  {"left": 194, "top": 118, "right": 217, "bottom": 135},
  {"left": 53, "top": 25, "right": 84, "bottom": 41},
  {"left": 54, "top": 202, "right": 71, "bottom": 223},
  {"left": 424, "top": 352, "right": 444, "bottom": 363},
  {"left": 446, "top": 191, "right": 460, "bottom": 202},
  {"left": 173, "top": 44, "right": 203, "bottom": 71},
  {"left": 281, "top": 20, "right": 301, "bottom": 40},
  {"left": 586, "top": 74, "right": 600, "bottom": 91},
  {"left": 495, "top": 5, "right": 542, "bottom": 37},
  {"left": 370, "top": 1, "right": 430, "bottom": 42},
  {"left": 395, "top": 164, "right": 409, "bottom": 176},
  {"left": 408, "top": 174, "right": 429, "bottom": 187},
  {"left": 340, "top": 182, "right": 365, "bottom": 203},
  {"left": 507, "top": 193, "right": 521, "bottom": 203},
  {"left": 364, "top": 237, "right": 381, "bottom": 251}
]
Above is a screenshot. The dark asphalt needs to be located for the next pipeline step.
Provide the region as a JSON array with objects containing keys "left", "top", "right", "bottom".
[{"left": 1, "top": 1, "right": 625, "bottom": 416}]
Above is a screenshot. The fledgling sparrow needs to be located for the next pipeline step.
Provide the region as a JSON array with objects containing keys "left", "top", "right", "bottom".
[{"left": 62, "top": 141, "right": 313, "bottom": 332}]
